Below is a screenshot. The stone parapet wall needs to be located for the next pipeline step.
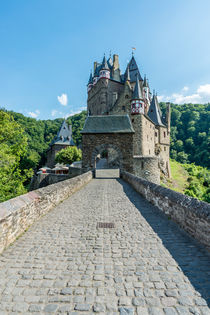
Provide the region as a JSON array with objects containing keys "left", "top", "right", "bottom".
[
  {"left": 0, "top": 171, "right": 93, "bottom": 254},
  {"left": 121, "top": 170, "right": 210, "bottom": 250},
  {"left": 30, "top": 167, "right": 83, "bottom": 190}
]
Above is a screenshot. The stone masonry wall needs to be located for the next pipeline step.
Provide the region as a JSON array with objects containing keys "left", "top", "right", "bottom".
[
  {"left": 88, "top": 78, "right": 124, "bottom": 115},
  {"left": 0, "top": 171, "right": 93, "bottom": 254},
  {"left": 82, "top": 133, "right": 134, "bottom": 173},
  {"left": 133, "top": 156, "right": 160, "bottom": 184},
  {"left": 121, "top": 170, "right": 210, "bottom": 250}
]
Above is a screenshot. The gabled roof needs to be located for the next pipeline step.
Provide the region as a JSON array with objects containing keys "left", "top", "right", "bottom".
[
  {"left": 128, "top": 56, "right": 143, "bottom": 82},
  {"left": 147, "top": 95, "right": 165, "bottom": 126},
  {"left": 132, "top": 76, "right": 143, "bottom": 100},
  {"left": 81, "top": 115, "right": 134, "bottom": 134},
  {"left": 50, "top": 120, "right": 75, "bottom": 146}
]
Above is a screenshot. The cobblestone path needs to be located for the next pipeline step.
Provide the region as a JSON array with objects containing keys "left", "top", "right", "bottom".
[{"left": 0, "top": 179, "right": 210, "bottom": 315}]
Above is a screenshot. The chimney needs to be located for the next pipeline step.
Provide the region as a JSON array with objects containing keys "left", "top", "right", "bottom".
[
  {"left": 94, "top": 62, "right": 97, "bottom": 73},
  {"left": 113, "top": 54, "right": 119, "bottom": 70}
]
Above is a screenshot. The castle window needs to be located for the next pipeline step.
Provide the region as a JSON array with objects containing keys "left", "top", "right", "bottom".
[
  {"left": 151, "top": 137, "right": 152, "bottom": 141},
  {"left": 155, "top": 132, "right": 157, "bottom": 137},
  {"left": 149, "top": 149, "right": 151, "bottom": 155},
  {"left": 164, "top": 147, "right": 166, "bottom": 151},
  {"left": 147, "top": 135, "right": 149, "bottom": 140},
  {"left": 122, "top": 106, "right": 125, "bottom": 111},
  {"left": 125, "top": 95, "right": 129, "bottom": 99},
  {"left": 132, "top": 119, "right": 134, "bottom": 123},
  {"left": 164, "top": 131, "right": 166, "bottom": 137},
  {"left": 141, "top": 161, "right": 144, "bottom": 169}
]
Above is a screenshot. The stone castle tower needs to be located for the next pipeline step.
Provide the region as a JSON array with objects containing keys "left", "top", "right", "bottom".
[
  {"left": 82, "top": 53, "right": 171, "bottom": 183},
  {"left": 46, "top": 120, "right": 75, "bottom": 168}
]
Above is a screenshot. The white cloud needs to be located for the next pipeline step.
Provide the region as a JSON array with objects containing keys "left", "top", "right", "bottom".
[
  {"left": 28, "top": 110, "right": 40, "bottom": 118},
  {"left": 182, "top": 86, "right": 189, "bottom": 92},
  {"left": 197, "top": 84, "right": 210, "bottom": 96},
  {"left": 51, "top": 110, "right": 58, "bottom": 117},
  {"left": 64, "top": 107, "right": 87, "bottom": 118},
  {"left": 158, "top": 84, "right": 210, "bottom": 104},
  {"left": 57, "top": 93, "right": 68, "bottom": 106}
]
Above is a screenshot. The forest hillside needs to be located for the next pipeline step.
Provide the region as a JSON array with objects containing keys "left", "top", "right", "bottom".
[{"left": 0, "top": 103, "right": 209, "bottom": 202}]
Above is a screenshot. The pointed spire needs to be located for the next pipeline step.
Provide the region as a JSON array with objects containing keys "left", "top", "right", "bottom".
[
  {"left": 128, "top": 55, "right": 143, "bottom": 82},
  {"left": 88, "top": 71, "right": 93, "bottom": 85},
  {"left": 101, "top": 54, "right": 109, "bottom": 70},
  {"left": 125, "top": 66, "right": 130, "bottom": 81},
  {"left": 143, "top": 75, "right": 148, "bottom": 87},
  {"left": 132, "top": 75, "right": 143, "bottom": 100},
  {"left": 147, "top": 93, "right": 164, "bottom": 126},
  {"left": 94, "top": 65, "right": 99, "bottom": 77},
  {"left": 107, "top": 54, "right": 113, "bottom": 69}
]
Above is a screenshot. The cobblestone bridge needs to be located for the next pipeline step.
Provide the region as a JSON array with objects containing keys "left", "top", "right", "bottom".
[{"left": 0, "top": 178, "right": 210, "bottom": 314}]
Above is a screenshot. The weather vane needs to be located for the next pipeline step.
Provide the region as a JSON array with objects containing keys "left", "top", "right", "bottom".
[{"left": 132, "top": 47, "right": 136, "bottom": 56}]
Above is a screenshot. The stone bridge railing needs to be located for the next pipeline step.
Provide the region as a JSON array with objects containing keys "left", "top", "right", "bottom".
[
  {"left": 121, "top": 171, "right": 210, "bottom": 250},
  {"left": 0, "top": 171, "right": 93, "bottom": 254}
]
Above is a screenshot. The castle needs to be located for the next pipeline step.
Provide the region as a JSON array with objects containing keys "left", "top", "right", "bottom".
[
  {"left": 82, "top": 53, "right": 171, "bottom": 184},
  {"left": 46, "top": 120, "right": 75, "bottom": 168}
]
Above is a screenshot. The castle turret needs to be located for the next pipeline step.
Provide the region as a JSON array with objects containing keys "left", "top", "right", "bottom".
[
  {"left": 131, "top": 76, "right": 144, "bottom": 115},
  {"left": 99, "top": 55, "right": 110, "bottom": 79},
  {"left": 46, "top": 120, "right": 75, "bottom": 168}
]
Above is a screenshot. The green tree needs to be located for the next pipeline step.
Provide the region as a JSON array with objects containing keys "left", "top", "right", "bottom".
[
  {"left": 0, "top": 111, "right": 33, "bottom": 202},
  {"left": 55, "top": 146, "right": 82, "bottom": 165}
]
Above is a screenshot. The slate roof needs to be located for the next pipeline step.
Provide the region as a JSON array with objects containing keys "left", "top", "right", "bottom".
[
  {"left": 107, "top": 56, "right": 113, "bottom": 69},
  {"left": 88, "top": 72, "right": 93, "bottom": 84},
  {"left": 128, "top": 56, "right": 143, "bottom": 82},
  {"left": 50, "top": 120, "right": 75, "bottom": 146},
  {"left": 81, "top": 115, "right": 134, "bottom": 134},
  {"left": 147, "top": 95, "right": 165, "bottom": 126},
  {"left": 125, "top": 66, "right": 130, "bottom": 81},
  {"left": 101, "top": 55, "right": 109, "bottom": 70},
  {"left": 132, "top": 76, "right": 143, "bottom": 99}
]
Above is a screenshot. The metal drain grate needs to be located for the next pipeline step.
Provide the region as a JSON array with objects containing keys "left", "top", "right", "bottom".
[{"left": 97, "top": 222, "right": 115, "bottom": 228}]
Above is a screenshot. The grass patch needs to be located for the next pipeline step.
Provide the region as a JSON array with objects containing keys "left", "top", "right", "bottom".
[{"left": 163, "top": 159, "right": 188, "bottom": 193}]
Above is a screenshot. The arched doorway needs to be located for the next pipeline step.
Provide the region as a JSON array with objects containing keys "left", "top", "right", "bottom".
[{"left": 91, "top": 144, "right": 122, "bottom": 178}]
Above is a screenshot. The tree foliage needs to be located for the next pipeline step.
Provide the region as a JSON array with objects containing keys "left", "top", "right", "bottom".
[
  {"left": 160, "top": 103, "right": 210, "bottom": 168},
  {"left": 183, "top": 163, "right": 210, "bottom": 203},
  {"left": 0, "top": 111, "right": 33, "bottom": 202},
  {"left": 55, "top": 146, "right": 82, "bottom": 165},
  {"left": 1, "top": 109, "right": 87, "bottom": 171}
]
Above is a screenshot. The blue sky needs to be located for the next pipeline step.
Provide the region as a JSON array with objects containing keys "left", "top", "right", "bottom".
[{"left": 0, "top": 0, "right": 210, "bottom": 119}]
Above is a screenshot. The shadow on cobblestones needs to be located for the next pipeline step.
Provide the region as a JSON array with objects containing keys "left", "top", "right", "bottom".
[{"left": 119, "top": 179, "right": 210, "bottom": 307}]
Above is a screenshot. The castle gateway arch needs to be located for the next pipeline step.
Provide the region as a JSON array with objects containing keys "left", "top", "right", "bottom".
[{"left": 81, "top": 115, "right": 134, "bottom": 173}]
